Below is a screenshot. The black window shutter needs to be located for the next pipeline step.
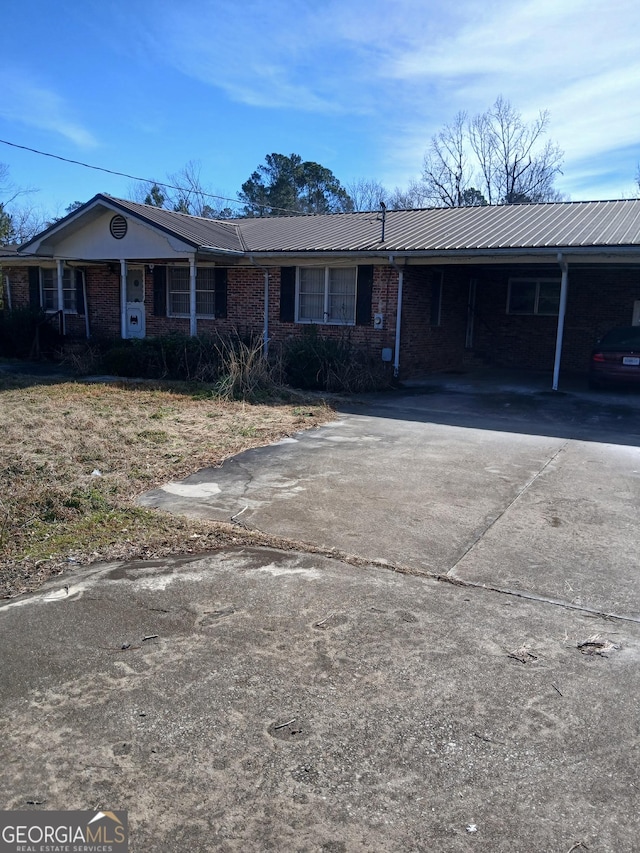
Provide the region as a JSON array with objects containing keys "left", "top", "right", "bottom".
[
  {"left": 153, "top": 266, "right": 167, "bottom": 317},
  {"left": 356, "top": 265, "right": 373, "bottom": 325},
  {"left": 215, "top": 268, "right": 228, "bottom": 318},
  {"left": 28, "top": 267, "right": 41, "bottom": 308},
  {"left": 280, "top": 266, "right": 296, "bottom": 322},
  {"left": 75, "top": 269, "right": 85, "bottom": 315}
]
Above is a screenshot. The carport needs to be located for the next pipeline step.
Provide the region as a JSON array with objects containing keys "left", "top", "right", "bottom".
[{"left": 396, "top": 203, "right": 640, "bottom": 388}]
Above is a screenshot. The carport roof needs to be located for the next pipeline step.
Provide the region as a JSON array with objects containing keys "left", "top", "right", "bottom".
[{"left": 18, "top": 195, "right": 640, "bottom": 258}]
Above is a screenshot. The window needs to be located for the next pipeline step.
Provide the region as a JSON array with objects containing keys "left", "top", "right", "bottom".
[
  {"left": 195, "top": 267, "right": 216, "bottom": 317},
  {"left": 297, "top": 266, "right": 357, "bottom": 324},
  {"left": 40, "top": 268, "right": 77, "bottom": 313},
  {"left": 168, "top": 267, "right": 190, "bottom": 316},
  {"left": 167, "top": 266, "right": 221, "bottom": 318},
  {"left": 507, "top": 278, "right": 560, "bottom": 316}
]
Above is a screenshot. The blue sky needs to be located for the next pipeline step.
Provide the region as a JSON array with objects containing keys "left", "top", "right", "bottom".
[{"left": 1, "top": 0, "right": 639, "bottom": 218}]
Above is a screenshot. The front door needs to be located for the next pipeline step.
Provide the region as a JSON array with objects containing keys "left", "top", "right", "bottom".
[{"left": 126, "top": 267, "right": 146, "bottom": 338}]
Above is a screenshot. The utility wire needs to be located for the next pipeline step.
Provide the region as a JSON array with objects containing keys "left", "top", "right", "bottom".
[{"left": 0, "top": 137, "right": 305, "bottom": 217}]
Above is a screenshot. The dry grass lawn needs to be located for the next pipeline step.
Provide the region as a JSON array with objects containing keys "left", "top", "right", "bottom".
[{"left": 0, "top": 373, "right": 333, "bottom": 598}]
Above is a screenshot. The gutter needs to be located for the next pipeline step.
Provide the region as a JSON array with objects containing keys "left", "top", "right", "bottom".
[
  {"left": 249, "top": 254, "right": 270, "bottom": 357},
  {"left": 237, "top": 245, "right": 640, "bottom": 262},
  {"left": 388, "top": 255, "right": 404, "bottom": 378}
]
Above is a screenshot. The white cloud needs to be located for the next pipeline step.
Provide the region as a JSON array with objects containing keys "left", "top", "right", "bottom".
[
  {"left": 0, "top": 71, "right": 98, "bottom": 148},
  {"left": 365, "top": 0, "right": 640, "bottom": 195},
  {"left": 117, "top": 0, "right": 640, "bottom": 197},
  {"left": 142, "top": 0, "right": 360, "bottom": 113}
]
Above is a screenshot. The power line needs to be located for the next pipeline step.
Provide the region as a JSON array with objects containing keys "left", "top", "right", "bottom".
[{"left": 0, "top": 137, "right": 302, "bottom": 217}]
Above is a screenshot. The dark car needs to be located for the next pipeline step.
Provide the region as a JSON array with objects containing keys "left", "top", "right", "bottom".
[{"left": 589, "top": 326, "right": 640, "bottom": 389}]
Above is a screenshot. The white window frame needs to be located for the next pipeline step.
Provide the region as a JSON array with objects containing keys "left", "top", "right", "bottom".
[
  {"left": 40, "top": 266, "right": 78, "bottom": 314},
  {"left": 167, "top": 265, "right": 217, "bottom": 319},
  {"left": 507, "top": 277, "right": 561, "bottom": 316},
  {"left": 295, "top": 266, "right": 357, "bottom": 325},
  {"left": 195, "top": 267, "right": 217, "bottom": 318}
]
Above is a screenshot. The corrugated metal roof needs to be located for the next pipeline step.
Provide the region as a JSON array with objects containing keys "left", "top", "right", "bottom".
[
  {"left": 21, "top": 196, "right": 640, "bottom": 258},
  {"left": 232, "top": 200, "right": 640, "bottom": 253},
  {"left": 102, "top": 196, "right": 246, "bottom": 253}
]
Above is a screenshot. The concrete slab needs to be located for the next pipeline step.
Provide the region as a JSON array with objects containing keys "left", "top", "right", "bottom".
[
  {"left": 139, "top": 381, "right": 640, "bottom": 619},
  {"left": 1, "top": 548, "right": 639, "bottom": 851}
]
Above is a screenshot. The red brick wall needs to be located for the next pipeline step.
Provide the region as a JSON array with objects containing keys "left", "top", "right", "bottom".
[
  {"left": 401, "top": 266, "right": 469, "bottom": 375},
  {"left": 6, "top": 260, "right": 639, "bottom": 378},
  {"left": 471, "top": 266, "right": 640, "bottom": 372},
  {"left": 2, "top": 266, "right": 29, "bottom": 307},
  {"left": 266, "top": 265, "right": 398, "bottom": 366}
]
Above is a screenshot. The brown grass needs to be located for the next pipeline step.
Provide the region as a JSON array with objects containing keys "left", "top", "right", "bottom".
[{"left": 0, "top": 374, "right": 333, "bottom": 597}]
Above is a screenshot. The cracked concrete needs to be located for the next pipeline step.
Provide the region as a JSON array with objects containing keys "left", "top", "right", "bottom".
[
  {"left": 139, "top": 377, "right": 640, "bottom": 620},
  {"left": 3, "top": 373, "right": 640, "bottom": 851}
]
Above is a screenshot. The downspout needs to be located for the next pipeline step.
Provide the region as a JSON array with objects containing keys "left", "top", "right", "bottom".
[
  {"left": 189, "top": 255, "right": 197, "bottom": 337},
  {"left": 389, "top": 255, "right": 404, "bottom": 378},
  {"left": 56, "top": 259, "right": 66, "bottom": 335},
  {"left": 4, "top": 276, "right": 11, "bottom": 310},
  {"left": 249, "top": 255, "right": 270, "bottom": 358},
  {"left": 552, "top": 253, "right": 569, "bottom": 391},
  {"left": 120, "top": 260, "right": 127, "bottom": 339}
]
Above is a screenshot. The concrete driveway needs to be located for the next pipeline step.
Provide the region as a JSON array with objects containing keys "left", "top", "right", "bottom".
[
  {"left": 141, "top": 375, "right": 640, "bottom": 620},
  {"left": 2, "top": 374, "right": 640, "bottom": 852}
]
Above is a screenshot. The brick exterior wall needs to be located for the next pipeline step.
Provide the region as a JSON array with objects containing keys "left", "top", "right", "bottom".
[
  {"left": 4, "top": 259, "right": 639, "bottom": 378},
  {"left": 267, "top": 265, "right": 398, "bottom": 365},
  {"left": 470, "top": 265, "right": 640, "bottom": 372},
  {"left": 401, "top": 266, "right": 469, "bottom": 375}
]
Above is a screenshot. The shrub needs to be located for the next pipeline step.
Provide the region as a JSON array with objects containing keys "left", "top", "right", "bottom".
[
  {"left": 70, "top": 332, "right": 277, "bottom": 400},
  {"left": 280, "top": 326, "right": 393, "bottom": 393},
  {"left": 0, "top": 307, "right": 63, "bottom": 359}
]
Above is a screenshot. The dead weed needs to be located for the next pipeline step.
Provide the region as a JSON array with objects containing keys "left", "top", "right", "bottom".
[{"left": 0, "top": 374, "right": 333, "bottom": 597}]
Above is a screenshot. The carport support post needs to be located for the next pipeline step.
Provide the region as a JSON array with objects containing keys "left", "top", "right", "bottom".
[
  {"left": 552, "top": 254, "right": 569, "bottom": 391},
  {"left": 120, "top": 260, "right": 128, "bottom": 340},
  {"left": 189, "top": 256, "right": 197, "bottom": 337}
]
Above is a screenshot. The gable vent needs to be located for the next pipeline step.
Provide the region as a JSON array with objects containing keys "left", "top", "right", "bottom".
[{"left": 109, "top": 215, "right": 128, "bottom": 239}]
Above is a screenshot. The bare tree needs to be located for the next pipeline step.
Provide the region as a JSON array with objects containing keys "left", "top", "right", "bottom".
[
  {"left": 0, "top": 163, "right": 44, "bottom": 244},
  {"left": 387, "top": 179, "right": 432, "bottom": 210},
  {"left": 130, "top": 161, "right": 235, "bottom": 218},
  {"left": 8, "top": 204, "right": 49, "bottom": 243},
  {"left": 469, "top": 96, "right": 563, "bottom": 204},
  {"left": 418, "top": 97, "right": 563, "bottom": 207},
  {"left": 421, "top": 111, "right": 475, "bottom": 207},
  {"left": 345, "top": 178, "right": 389, "bottom": 212}
]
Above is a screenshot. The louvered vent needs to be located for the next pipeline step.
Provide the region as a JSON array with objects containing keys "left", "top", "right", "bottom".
[{"left": 110, "top": 215, "right": 128, "bottom": 239}]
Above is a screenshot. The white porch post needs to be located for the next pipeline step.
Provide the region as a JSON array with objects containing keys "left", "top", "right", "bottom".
[
  {"left": 120, "top": 260, "right": 128, "bottom": 339},
  {"left": 56, "top": 260, "right": 66, "bottom": 335},
  {"left": 189, "top": 256, "right": 197, "bottom": 337},
  {"left": 552, "top": 254, "right": 569, "bottom": 391}
]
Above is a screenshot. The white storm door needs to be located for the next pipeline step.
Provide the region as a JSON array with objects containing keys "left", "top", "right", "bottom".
[{"left": 126, "top": 267, "right": 146, "bottom": 338}]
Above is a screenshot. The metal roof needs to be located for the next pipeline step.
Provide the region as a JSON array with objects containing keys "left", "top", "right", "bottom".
[
  {"left": 17, "top": 196, "right": 640, "bottom": 259},
  {"left": 103, "top": 196, "right": 245, "bottom": 253},
  {"left": 235, "top": 200, "right": 640, "bottom": 253}
]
